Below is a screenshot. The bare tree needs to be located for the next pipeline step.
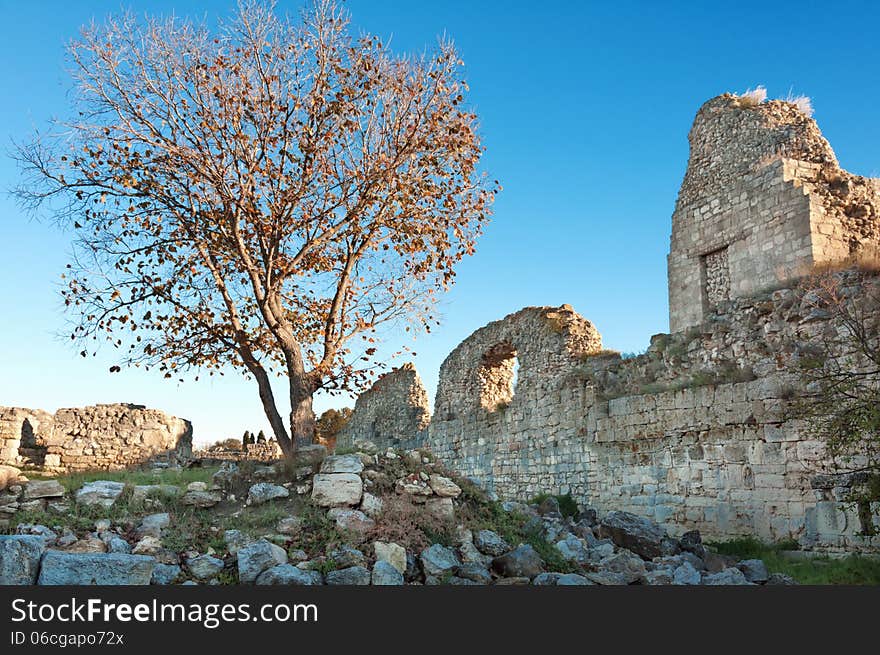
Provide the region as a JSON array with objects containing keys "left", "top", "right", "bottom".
[
  {"left": 794, "top": 265, "right": 880, "bottom": 533},
  {"left": 14, "top": 1, "right": 496, "bottom": 457}
]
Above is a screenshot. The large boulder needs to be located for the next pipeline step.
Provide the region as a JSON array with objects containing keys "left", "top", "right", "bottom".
[
  {"left": 75, "top": 481, "right": 126, "bottom": 508},
  {"left": 598, "top": 511, "right": 667, "bottom": 560},
  {"left": 38, "top": 552, "right": 154, "bottom": 585},
  {"left": 311, "top": 473, "right": 363, "bottom": 507},
  {"left": 237, "top": 539, "right": 287, "bottom": 584},
  {"left": 0, "top": 535, "right": 46, "bottom": 585},
  {"left": 246, "top": 483, "right": 289, "bottom": 506},
  {"left": 492, "top": 544, "right": 544, "bottom": 579}
]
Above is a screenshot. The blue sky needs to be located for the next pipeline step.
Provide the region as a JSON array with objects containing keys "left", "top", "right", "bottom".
[{"left": 1, "top": 1, "right": 878, "bottom": 445}]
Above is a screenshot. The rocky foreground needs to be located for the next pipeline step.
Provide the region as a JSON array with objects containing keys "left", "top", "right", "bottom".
[{"left": 0, "top": 448, "right": 794, "bottom": 586}]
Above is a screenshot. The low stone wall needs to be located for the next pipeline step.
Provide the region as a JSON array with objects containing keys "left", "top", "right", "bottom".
[
  {"left": 193, "top": 440, "right": 282, "bottom": 462},
  {"left": 0, "top": 404, "right": 192, "bottom": 472},
  {"left": 335, "top": 363, "right": 431, "bottom": 451}
]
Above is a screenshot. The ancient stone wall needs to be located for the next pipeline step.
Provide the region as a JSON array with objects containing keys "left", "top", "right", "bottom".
[
  {"left": 419, "top": 273, "right": 880, "bottom": 551},
  {"left": 0, "top": 404, "right": 192, "bottom": 472},
  {"left": 336, "top": 363, "right": 431, "bottom": 451},
  {"left": 668, "top": 93, "right": 880, "bottom": 333}
]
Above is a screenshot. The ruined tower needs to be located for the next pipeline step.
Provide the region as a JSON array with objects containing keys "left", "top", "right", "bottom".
[{"left": 667, "top": 93, "right": 880, "bottom": 333}]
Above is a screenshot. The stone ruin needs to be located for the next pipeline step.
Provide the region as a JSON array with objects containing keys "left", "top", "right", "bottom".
[
  {"left": 668, "top": 93, "right": 880, "bottom": 332},
  {"left": 340, "top": 93, "right": 880, "bottom": 552},
  {"left": 0, "top": 403, "right": 192, "bottom": 472},
  {"left": 336, "top": 363, "right": 431, "bottom": 451}
]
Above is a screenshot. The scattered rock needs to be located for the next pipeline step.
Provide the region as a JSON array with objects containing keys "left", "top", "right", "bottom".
[
  {"left": 328, "top": 508, "right": 375, "bottom": 536},
  {"left": 132, "top": 536, "right": 163, "bottom": 556},
  {"left": 257, "top": 564, "right": 323, "bottom": 585},
  {"left": 328, "top": 545, "right": 366, "bottom": 568},
  {"left": 360, "top": 492, "right": 384, "bottom": 519},
  {"left": 374, "top": 541, "right": 407, "bottom": 574},
  {"left": 425, "top": 497, "right": 455, "bottom": 522},
  {"left": 16, "top": 523, "right": 57, "bottom": 546},
  {"left": 0, "top": 535, "right": 45, "bottom": 585},
  {"left": 737, "top": 559, "right": 770, "bottom": 584},
  {"left": 188, "top": 555, "right": 225, "bottom": 580},
  {"left": 673, "top": 561, "right": 702, "bottom": 585},
  {"left": 181, "top": 489, "right": 222, "bottom": 508},
  {"left": 134, "top": 513, "right": 170, "bottom": 539},
  {"left": 64, "top": 537, "right": 108, "bottom": 554},
  {"left": 325, "top": 565, "right": 371, "bottom": 585},
  {"left": 22, "top": 479, "right": 65, "bottom": 500},
  {"left": 38, "top": 552, "right": 154, "bottom": 585},
  {"left": 597, "top": 550, "right": 646, "bottom": 584},
  {"left": 474, "top": 529, "right": 510, "bottom": 557},
  {"left": 151, "top": 563, "right": 182, "bottom": 585},
  {"left": 557, "top": 573, "right": 594, "bottom": 585},
  {"left": 311, "top": 473, "right": 363, "bottom": 507},
  {"left": 421, "top": 544, "right": 461, "bottom": 577},
  {"left": 75, "top": 481, "right": 126, "bottom": 508},
  {"left": 457, "top": 562, "right": 493, "bottom": 584},
  {"left": 224, "top": 529, "right": 249, "bottom": 555},
  {"left": 428, "top": 474, "right": 462, "bottom": 498},
  {"left": 702, "top": 567, "right": 753, "bottom": 585},
  {"left": 296, "top": 444, "right": 327, "bottom": 466},
  {"left": 767, "top": 572, "right": 798, "bottom": 585},
  {"left": 320, "top": 454, "right": 364, "bottom": 475},
  {"left": 276, "top": 517, "right": 303, "bottom": 536},
  {"left": 598, "top": 511, "right": 667, "bottom": 560},
  {"left": 492, "top": 544, "right": 544, "bottom": 579},
  {"left": 237, "top": 539, "right": 287, "bottom": 584},
  {"left": 0, "top": 465, "right": 27, "bottom": 491},
  {"left": 372, "top": 560, "right": 405, "bottom": 585},
  {"left": 246, "top": 483, "right": 289, "bottom": 506}
]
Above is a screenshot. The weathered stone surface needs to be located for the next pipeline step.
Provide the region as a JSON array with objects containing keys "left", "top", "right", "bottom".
[
  {"left": 737, "top": 559, "right": 770, "bottom": 584},
  {"left": 702, "top": 567, "right": 753, "bottom": 586},
  {"left": 373, "top": 541, "right": 406, "bottom": 574},
  {"left": 360, "top": 492, "right": 384, "bottom": 519},
  {"left": 425, "top": 497, "right": 455, "bottom": 522},
  {"left": 327, "top": 545, "right": 365, "bottom": 569},
  {"left": 38, "top": 552, "right": 154, "bottom": 585},
  {"left": 325, "top": 565, "right": 371, "bottom": 585},
  {"left": 75, "top": 481, "right": 125, "bottom": 508},
  {"left": 187, "top": 555, "right": 225, "bottom": 580},
  {"left": 276, "top": 517, "right": 303, "bottom": 536},
  {"left": 0, "top": 535, "right": 45, "bottom": 584},
  {"left": 224, "top": 530, "right": 249, "bottom": 555},
  {"left": 23, "top": 480, "right": 64, "bottom": 500},
  {"left": 673, "top": 561, "right": 702, "bottom": 586},
  {"left": 457, "top": 562, "right": 493, "bottom": 584},
  {"left": 598, "top": 512, "right": 667, "bottom": 560},
  {"left": 237, "top": 539, "right": 287, "bottom": 584},
  {"left": 473, "top": 529, "right": 509, "bottom": 557},
  {"left": 246, "top": 483, "right": 289, "bottom": 506},
  {"left": 492, "top": 544, "right": 544, "bottom": 579},
  {"left": 151, "top": 563, "right": 182, "bottom": 585},
  {"left": 597, "top": 550, "right": 646, "bottom": 584},
  {"left": 328, "top": 508, "right": 375, "bottom": 536},
  {"left": 557, "top": 573, "right": 594, "bottom": 586},
  {"left": 311, "top": 473, "right": 363, "bottom": 507},
  {"left": 134, "top": 513, "right": 170, "bottom": 539},
  {"left": 256, "top": 564, "right": 323, "bottom": 585},
  {"left": 420, "top": 544, "right": 460, "bottom": 577},
  {"left": 428, "top": 474, "right": 461, "bottom": 498},
  {"left": 319, "top": 455, "right": 364, "bottom": 475},
  {"left": 336, "top": 363, "right": 431, "bottom": 451},
  {"left": 371, "top": 560, "right": 405, "bottom": 585},
  {"left": 0, "top": 465, "right": 26, "bottom": 491},
  {"left": 181, "top": 489, "right": 222, "bottom": 508}
]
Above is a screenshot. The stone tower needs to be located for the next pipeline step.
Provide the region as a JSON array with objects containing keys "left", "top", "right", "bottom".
[{"left": 667, "top": 93, "right": 880, "bottom": 333}]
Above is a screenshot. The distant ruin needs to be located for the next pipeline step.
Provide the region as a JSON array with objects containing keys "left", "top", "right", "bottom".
[
  {"left": 340, "top": 93, "right": 880, "bottom": 551},
  {"left": 0, "top": 404, "right": 191, "bottom": 472}
]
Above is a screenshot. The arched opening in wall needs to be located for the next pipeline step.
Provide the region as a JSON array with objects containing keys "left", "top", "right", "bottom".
[
  {"left": 17, "top": 419, "right": 46, "bottom": 467},
  {"left": 478, "top": 342, "right": 519, "bottom": 411}
]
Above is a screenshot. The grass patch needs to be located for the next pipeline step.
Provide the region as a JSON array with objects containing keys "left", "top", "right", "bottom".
[
  {"left": 708, "top": 537, "right": 880, "bottom": 585},
  {"left": 530, "top": 493, "right": 579, "bottom": 519}
]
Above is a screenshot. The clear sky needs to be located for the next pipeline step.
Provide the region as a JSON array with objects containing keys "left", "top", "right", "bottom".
[{"left": 1, "top": 0, "right": 878, "bottom": 446}]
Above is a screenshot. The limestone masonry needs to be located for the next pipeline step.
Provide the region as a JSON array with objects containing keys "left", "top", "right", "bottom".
[
  {"left": 0, "top": 404, "right": 191, "bottom": 472},
  {"left": 668, "top": 94, "right": 880, "bottom": 332},
  {"left": 343, "top": 93, "right": 880, "bottom": 552}
]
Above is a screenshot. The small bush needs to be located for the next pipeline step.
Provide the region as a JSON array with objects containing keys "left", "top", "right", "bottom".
[{"left": 736, "top": 85, "right": 767, "bottom": 108}]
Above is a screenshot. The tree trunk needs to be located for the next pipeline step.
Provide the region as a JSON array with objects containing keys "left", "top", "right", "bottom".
[
  {"left": 290, "top": 389, "right": 316, "bottom": 447},
  {"left": 251, "top": 365, "right": 295, "bottom": 458}
]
